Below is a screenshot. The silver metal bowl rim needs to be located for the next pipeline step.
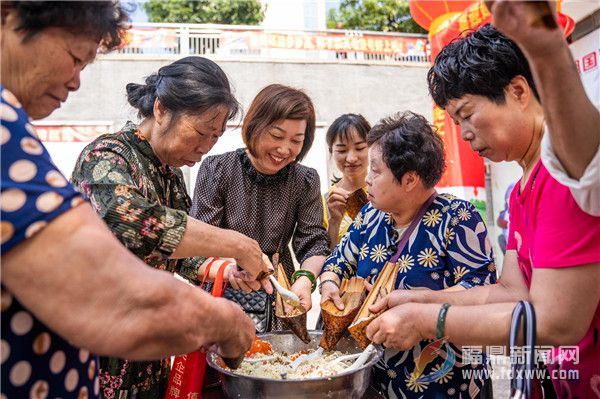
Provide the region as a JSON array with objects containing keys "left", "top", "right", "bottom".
[{"left": 206, "top": 330, "right": 383, "bottom": 382}]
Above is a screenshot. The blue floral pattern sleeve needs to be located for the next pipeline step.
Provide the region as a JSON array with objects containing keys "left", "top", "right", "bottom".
[
  {"left": 445, "top": 199, "right": 496, "bottom": 288},
  {"left": 320, "top": 193, "right": 496, "bottom": 398}
]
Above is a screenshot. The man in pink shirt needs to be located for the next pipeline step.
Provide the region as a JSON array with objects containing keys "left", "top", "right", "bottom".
[{"left": 365, "top": 23, "right": 600, "bottom": 398}]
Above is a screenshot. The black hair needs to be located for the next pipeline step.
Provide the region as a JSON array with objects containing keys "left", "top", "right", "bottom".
[
  {"left": 325, "top": 114, "right": 371, "bottom": 153},
  {"left": 427, "top": 23, "right": 539, "bottom": 109},
  {"left": 126, "top": 56, "right": 241, "bottom": 123},
  {"left": 9, "top": 1, "right": 130, "bottom": 52},
  {"left": 367, "top": 111, "right": 445, "bottom": 189}
]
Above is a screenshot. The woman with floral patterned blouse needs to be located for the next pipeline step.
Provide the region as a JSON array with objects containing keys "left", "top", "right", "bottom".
[
  {"left": 320, "top": 112, "right": 496, "bottom": 398},
  {"left": 71, "top": 57, "right": 270, "bottom": 399}
]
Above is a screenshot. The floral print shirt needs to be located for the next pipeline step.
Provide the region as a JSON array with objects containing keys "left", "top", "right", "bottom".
[
  {"left": 323, "top": 193, "right": 496, "bottom": 398},
  {"left": 72, "top": 122, "right": 200, "bottom": 399}
]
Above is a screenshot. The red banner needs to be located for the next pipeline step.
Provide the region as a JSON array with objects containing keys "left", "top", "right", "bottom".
[
  {"left": 35, "top": 125, "right": 108, "bottom": 142},
  {"left": 123, "top": 28, "right": 178, "bottom": 49},
  {"left": 222, "top": 31, "right": 428, "bottom": 56}
]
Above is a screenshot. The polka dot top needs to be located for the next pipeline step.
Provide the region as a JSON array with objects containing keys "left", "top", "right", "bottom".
[{"left": 1, "top": 86, "right": 99, "bottom": 398}]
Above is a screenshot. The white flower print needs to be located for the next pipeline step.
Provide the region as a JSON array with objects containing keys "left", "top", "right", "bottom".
[
  {"left": 417, "top": 248, "right": 439, "bottom": 268},
  {"left": 445, "top": 228, "right": 456, "bottom": 244},
  {"left": 441, "top": 205, "right": 450, "bottom": 213},
  {"left": 450, "top": 201, "right": 461, "bottom": 210},
  {"left": 406, "top": 377, "right": 430, "bottom": 393},
  {"left": 457, "top": 208, "right": 471, "bottom": 221},
  {"left": 385, "top": 213, "right": 394, "bottom": 225},
  {"left": 359, "top": 243, "right": 369, "bottom": 260},
  {"left": 431, "top": 271, "right": 440, "bottom": 280},
  {"left": 451, "top": 216, "right": 459, "bottom": 226},
  {"left": 353, "top": 213, "right": 363, "bottom": 229},
  {"left": 370, "top": 244, "right": 388, "bottom": 263},
  {"left": 432, "top": 363, "right": 454, "bottom": 384},
  {"left": 423, "top": 209, "right": 442, "bottom": 227},
  {"left": 454, "top": 266, "right": 468, "bottom": 282},
  {"left": 397, "top": 254, "right": 414, "bottom": 273}
]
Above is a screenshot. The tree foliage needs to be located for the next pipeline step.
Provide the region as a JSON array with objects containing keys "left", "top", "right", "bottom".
[
  {"left": 144, "top": 0, "right": 266, "bottom": 25},
  {"left": 327, "top": 0, "right": 426, "bottom": 34}
]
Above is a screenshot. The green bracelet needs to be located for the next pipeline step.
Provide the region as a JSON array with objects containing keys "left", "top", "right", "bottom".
[
  {"left": 436, "top": 303, "right": 451, "bottom": 340},
  {"left": 290, "top": 269, "right": 317, "bottom": 293}
]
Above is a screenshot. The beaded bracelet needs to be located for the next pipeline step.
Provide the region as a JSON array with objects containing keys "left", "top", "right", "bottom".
[
  {"left": 318, "top": 279, "right": 340, "bottom": 294},
  {"left": 436, "top": 303, "right": 451, "bottom": 340},
  {"left": 290, "top": 269, "right": 317, "bottom": 293}
]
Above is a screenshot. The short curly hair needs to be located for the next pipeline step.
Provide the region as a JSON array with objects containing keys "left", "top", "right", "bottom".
[
  {"left": 9, "top": 1, "right": 130, "bottom": 52},
  {"left": 367, "top": 111, "right": 445, "bottom": 189},
  {"left": 428, "top": 23, "right": 539, "bottom": 109}
]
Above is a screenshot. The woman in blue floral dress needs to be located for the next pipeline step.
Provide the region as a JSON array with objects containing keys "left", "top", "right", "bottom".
[{"left": 320, "top": 111, "right": 496, "bottom": 398}]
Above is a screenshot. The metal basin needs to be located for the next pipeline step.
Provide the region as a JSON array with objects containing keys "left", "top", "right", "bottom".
[{"left": 207, "top": 330, "right": 383, "bottom": 399}]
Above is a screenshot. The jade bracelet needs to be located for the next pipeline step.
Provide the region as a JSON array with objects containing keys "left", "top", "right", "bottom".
[{"left": 290, "top": 269, "right": 317, "bottom": 293}]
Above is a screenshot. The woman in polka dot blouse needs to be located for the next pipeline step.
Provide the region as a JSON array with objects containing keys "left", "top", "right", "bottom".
[{"left": 1, "top": 3, "right": 257, "bottom": 398}]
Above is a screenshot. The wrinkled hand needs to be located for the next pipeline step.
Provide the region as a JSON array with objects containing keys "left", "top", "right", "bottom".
[
  {"left": 209, "top": 298, "right": 255, "bottom": 359},
  {"left": 366, "top": 303, "right": 424, "bottom": 351},
  {"left": 291, "top": 277, "right": 312, "bottom": 311},
  {"left": 369, "top": 290, "right": 419, "bottom": 314},
  {"left": 226, "top": 264, "right": 261, "bottom": 293},
  {"left": 234, "top": 234, "right": 268, "bottom": 280},
  {"left": 485, "top": 1, "right": 564, "bottom": 57},
  {"left": 327, "top": 187, "right": 349, "bottom": 225}
]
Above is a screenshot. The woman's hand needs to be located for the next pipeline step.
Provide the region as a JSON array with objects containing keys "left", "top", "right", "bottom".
[
  {"left": 369, "top": 289, "right": 422, "bottom": 313},
  {"left": 291, "top": 276, "right": 313, "bottom": 311},
  {"left": 226, "top": 264, "right": 261, "bottom": 293},
  {"left": 326, "top": 187, "right": 349, "bottom": 226},
  {"left": 208, "top": 298, "right": 256, "bottom": 359},
  {"left": 233, "top": 233, "right": 268, "bottom": 280},
  {"left": 484, "top": 1, "right": 564, "bottom": 58},
  {"left": 320, "top": 278, "right": 344, "bottom": 311},
  {"left": 366, "top": 303, "right": 425, "bottom": 351}
]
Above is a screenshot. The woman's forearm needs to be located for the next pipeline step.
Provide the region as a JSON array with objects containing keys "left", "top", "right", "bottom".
[
  {"left": 300, "top": 255, "right": 327, "bottom": 277},
  {"left": 526, "top": 39, "right": 600, "bottom": 179},
  {"left": 172, "top": 216, "right": 244, "bottom": 259},
  {"left": 1, "top": 204, "right": 245, "bottom": 360},
  {"left": 173, "top": 216, "right": 266, "bottom": 279},
  {"left": 405, "top": 281, "right": 525, "bottom": 307}
]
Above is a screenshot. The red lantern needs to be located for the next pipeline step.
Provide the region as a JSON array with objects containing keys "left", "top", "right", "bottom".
[
  {"left": 409, "top": 0, "right": 476, "bottom": 31},
  {"left": 410, "top": 0, "right": 576, "bottom": 193}
]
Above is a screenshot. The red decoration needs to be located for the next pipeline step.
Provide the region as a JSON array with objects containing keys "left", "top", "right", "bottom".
[
  {"left": 410, "top": 1, "right": 576, "bottom": 191},
  {"left": 409, "top": 0, "right": 476, "bottom": 31}
]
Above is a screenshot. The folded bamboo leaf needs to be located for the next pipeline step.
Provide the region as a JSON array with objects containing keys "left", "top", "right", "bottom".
[
  {"left": 348, "top": 262, "right": 400, "bottom": 349},
  {"left": 275, "top": 265, "right": 311, "bottom": 344},
  {"left": 320, "top": 277, "right": 366, "bottom": 351}
]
